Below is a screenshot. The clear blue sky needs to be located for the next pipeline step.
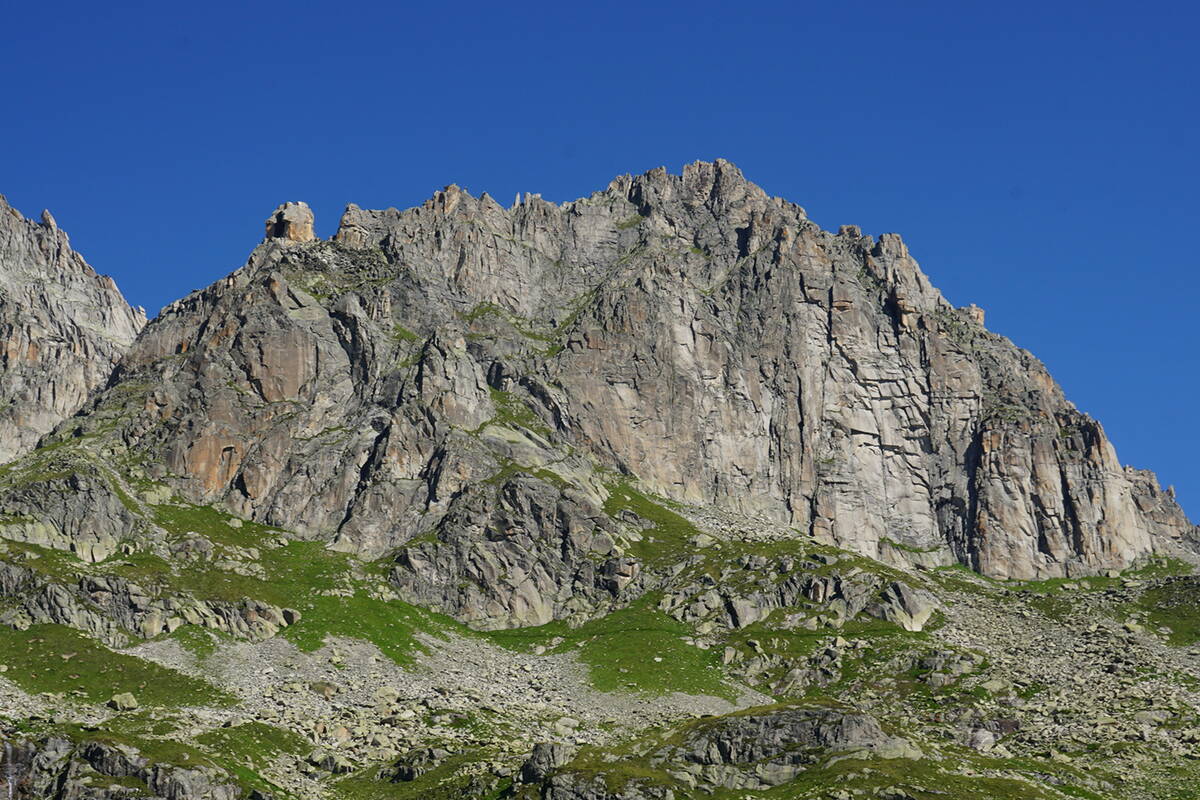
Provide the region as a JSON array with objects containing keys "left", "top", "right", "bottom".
[{"left": 3, "top": 1, "right": 1196, "bottom": 517}]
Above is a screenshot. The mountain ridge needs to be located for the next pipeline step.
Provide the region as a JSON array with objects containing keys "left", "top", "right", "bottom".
[{"left": 45, "top": 161, "right": 1196, "bottom": 581}]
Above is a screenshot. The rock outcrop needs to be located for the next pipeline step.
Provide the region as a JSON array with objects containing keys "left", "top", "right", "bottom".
[
  {"left": 652, "top": 705, "right": 919, "bottom": 790},
  {"left": 0, "top": 556, "right": 301, "bottom": 646},
  {"left": 265, "top": 201, "right": 315, "bottom": 243},
  {"left": 0, "top": 197, "right": 145, "bottom": 463},
  {"left": 525, "top": 705, "right": 919, "bottom": 798},
  {"left": 0, "top": 735, "right": 242, "bottom": 800}
]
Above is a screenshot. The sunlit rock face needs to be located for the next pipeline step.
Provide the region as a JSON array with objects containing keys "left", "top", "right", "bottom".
[
  {"left": 265, "top": 201, "right": 315, "bottom": 243},
  {"left": 0, "top": 196, "right": 145, "bottom": 464}
]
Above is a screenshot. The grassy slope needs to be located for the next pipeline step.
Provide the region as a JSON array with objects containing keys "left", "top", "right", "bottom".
[{"left": 0, "top": 623, "right": 233, "bottom": 707}]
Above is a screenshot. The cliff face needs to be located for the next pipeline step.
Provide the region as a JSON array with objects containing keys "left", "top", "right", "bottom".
[
  {"left": 14, "top": 162, "right": 1183, "bottom": 613},
  {"left": 0, "top": 197, "right": 146, "bottom": 463}
]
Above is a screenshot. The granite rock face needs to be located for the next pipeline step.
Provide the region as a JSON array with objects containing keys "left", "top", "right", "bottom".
[
  {"left": 2, "top": 161, "right": 1194, "bottom": 634},
  {"left": 0, "top": 197, "right": 145, "bottom": 464}
]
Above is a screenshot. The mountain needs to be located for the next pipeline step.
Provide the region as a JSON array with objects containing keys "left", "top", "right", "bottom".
[
  {"left": 0, "top": 197, "right": 146, "bottom": 463},
  {"left": 0, "top": 162, "right": 1198, "bottom": 800}
]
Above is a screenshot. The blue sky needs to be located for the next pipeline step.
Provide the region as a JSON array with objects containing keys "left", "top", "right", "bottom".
[{"left": 3, "top": 1, "right": 1197, "bottom": 516}]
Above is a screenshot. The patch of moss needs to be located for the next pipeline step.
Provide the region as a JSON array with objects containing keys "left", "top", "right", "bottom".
[
  {"left": 391, "top": 324, "right": 420, "bottom": 343},
  {"left": 475, "top": 388, "right": 553, "bottom": 438}
]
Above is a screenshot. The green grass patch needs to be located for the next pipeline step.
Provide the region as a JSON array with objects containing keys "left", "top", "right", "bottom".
[
  {"left": 557, "top": 744, "right": 1095, "bottom": 800},
  {"left": 113, "top": 540, "right": 348, "bottom": 608},
  {"left": 602, "top": 481, "right": 699, "bottom": 569},
  {"left": 0, "top": 624, "right": 233, "bottom": 707},
  {"left": 110, "top": 551, "right": 175, "bottom": 584},
  {"left": 334, "top": 748, "right": 509, "bottom": 800},
  {"left": 391, "top": 324, "right": 420, "bottom": 343},
  {"left": 488, "top": 594, "right": 735, "bottom": 699},
  {"left": 0, "top": 540, "right": 91, "bottom": 583},
  {"left": 152, "top": 502, "right": 279, "bottom": 549},
  {"left": 164, "top": 626, "right": 228, "bottom": 659},
  {"left": 282, "top": 589, "right": 454, "bottom": 665},
  {"left": 6, "top": 522, "right": 459, "bottom": 669},
  {"left": 196, "top": 721, "right": 308, "bottom": 769},
  {"left": 160, "top": 538, "right": 456, "bottom": 665},
  {"left": 1132, "top": 579, "right": 1200, "bottom": 645},
  {"left": 86, "top": 719, "right": 216, "bottom": 768},
  {"left": 1129, "top": 557, "right": 1195, "bottom": 579},
  {"left": 476, "top": 388, "right": 553, "bottom": 438}
]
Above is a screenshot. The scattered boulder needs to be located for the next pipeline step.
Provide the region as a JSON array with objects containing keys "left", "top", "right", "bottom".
[
  {"left": 308, "top": 749, "right": 354, "bottom": 774},
  {"left": 384, "top": 746, "right": 451, "bottom": 783},
  {"left": 520, "top": 742, "right": 576, "bottom": 783},
  {"left": 108, "top": 692, "right": 138, "bottom": 711},
  {"left": 870, "top": 581, "right": 938, "bottom": 632}
]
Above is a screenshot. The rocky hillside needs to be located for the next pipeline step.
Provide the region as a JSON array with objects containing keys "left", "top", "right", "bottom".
[
  {"left": 0, "top": 197, "right": 146, "bottom": 463},
  {"left": 1, "top": 162, "right": 1198, "bottom": 800}
]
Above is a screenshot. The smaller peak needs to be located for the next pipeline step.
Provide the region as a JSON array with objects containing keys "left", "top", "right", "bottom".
[
  {"left": 680, "top": 159, "right": 764, "bottom": 207},
  {"left": 604, "top": 174, "right": 634, "bottom": 197},
  {"left": 40, "top": 209, "right": 58, "bottom": 229},
  {"left": 265, "top": 202, "right": 315, "bottom": 243},
  {"left": 682, "top": 158, "right": 747, "bottom": 183},
  {"left": 426, "top": 184, "right": 473, "bottom": 215},
  {"left": 712, "top": 157, "right": 746, "bottom": 178},
  {"left": 0, "top": 195, "right": 19, "bottom": 223},
  {"left": 334, "top": 203, "right": 369, "bottom": 247},
  {"left": 874, "top": 232, "right": 909, "bottom": 258}
]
